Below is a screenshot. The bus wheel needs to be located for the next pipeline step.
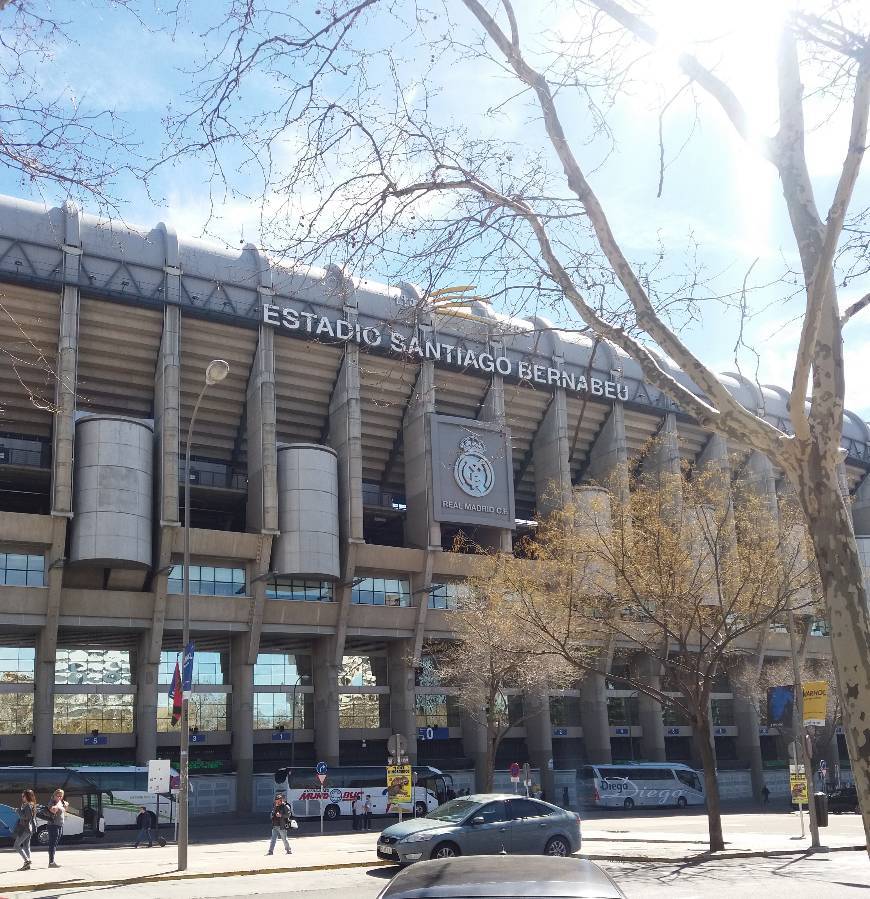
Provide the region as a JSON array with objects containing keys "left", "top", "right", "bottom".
[
  {"left": 623, "top": 797, "right": 635, "bottom": 810},
  {"left": 324, "top": 804, "right": 341, "bottom": 821},
  {"left": 415, "top": 802, "right": 427, "bottom": 817},
  {"left": 35, "top": 826, "right": 49, "bottom": 846},
  {"left": 677, "top": 796, "right": 688, "bottom": 809}
]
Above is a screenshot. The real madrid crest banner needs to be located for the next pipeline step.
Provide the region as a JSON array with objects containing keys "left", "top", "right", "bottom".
[{"left": 431, "top": 414, "right": 516, "bottom": 529}]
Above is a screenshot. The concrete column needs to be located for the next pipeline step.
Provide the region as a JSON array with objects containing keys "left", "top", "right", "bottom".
[
  {"left": 135, "top": 632, "right": 159, "bottom": 765},
  {"left": 388, "top": 640, "right": 418, "bottom": 764},
  {"left": 313, "top": 638, "right": 341, "bottom": 767},
  {"left": 477, "top": 376, "right": 513, "bottom": 552},
  {"left": 532, "top": 389, "right": 571, "bottom": 518},
  {"left": 633, "top": 654, "right": 666, "bottom": 761},
  {"left": 231, "top": 634, "right": 255, "bottom": 812},
  {"left": 404, "top": 363, "right": 441, "bottom": 550},
  {"left": 246, "top": 326, "right": 278, "bottom": 534},
  {"left": 328, "top": 345, "right": 364, "bottom": 548},
  {"left": 580, "top": 669, "right": 612, "bottom": 764},
  {"left": 50, "top": 202, "right": 81, "bottom": 516},
  {"left": 524, "top": 689, "right": 554, "bottom": 799},
  {"left": 32, "top": 522, "right": 66, "bottom": 764},
  {"left": 852, "top": 474, "right": 870, "bottom": 535},
  {"left": 639, "top": 413, "right": 682, "bottom": 509},
  {"left": 460, "top": 708, "right": 488, "bottom": 791},
  {"left": 35, "top": 208, "right": 82, "bottom": 765},
  {"left": 586, "top": 402, "right": 629, "bottom": 501},
  {"left": 143, "top": 303, "right": 181, "bottom": 758}
]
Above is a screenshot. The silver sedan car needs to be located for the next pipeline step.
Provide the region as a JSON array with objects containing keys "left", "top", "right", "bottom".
[{"left": 376, "top": 794, "right": 582, "bottom": 865}]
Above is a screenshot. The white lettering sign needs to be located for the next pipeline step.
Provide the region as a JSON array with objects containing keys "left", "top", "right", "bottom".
[{"left": 262, "top": 304, "right": 628, "bottom": 400}]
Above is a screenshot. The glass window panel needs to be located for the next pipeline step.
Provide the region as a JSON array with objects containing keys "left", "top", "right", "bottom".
[
  {"left": 6, "top": 554, "right": 28, "bottom": 569},
  {"left": 4, "top": 569, "right": 26, "bottom": 586},
  {"left": 53, "top": 693, "right": 134, "bottom": 733},
  {"left": 55, "top": 649, "right": 132, "bottom": 685},
  {"left": 156, "top": 691, "right": 228, "bottom": 732},
  {"left": 0, "top": 692, "right": 34, "bottom": 734}
]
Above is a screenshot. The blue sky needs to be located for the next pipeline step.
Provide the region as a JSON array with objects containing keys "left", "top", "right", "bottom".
[{"left": 1, "top": 0, "right": 867, "bottom": 419}]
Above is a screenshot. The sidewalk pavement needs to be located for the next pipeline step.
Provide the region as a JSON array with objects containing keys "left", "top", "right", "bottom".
[{"left": 2, "top": 818, "right": 866, "bottom": 896}]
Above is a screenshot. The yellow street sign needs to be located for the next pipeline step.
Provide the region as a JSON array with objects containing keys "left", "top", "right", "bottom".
[
  {"left": 802, "top": 680, "right": 828, "bottom": 726},
  {"left": 790, "top": 773, "right": 808, "bottom": 805},
  {"left": 386, "top": 764, "right": 412, "bottom": 810}
]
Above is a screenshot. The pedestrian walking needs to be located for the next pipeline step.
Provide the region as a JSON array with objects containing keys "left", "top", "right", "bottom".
[
  {"left": 12, "top": 790, "right": 37, "bottom": 871},
  {"left": 45, "top": 788, "right": 68, "bottom": 868},
  {"left": 363, "top": 795, "right": 373, "bottom": 831},
  {"left": 761, "top": 784, "right": 770, "bottom": 806},
  {"left": 351, "top": 796, "right": 360, "bottom": 831},
  {"left": 267, "top": 793, "right": 294, "bottom": 855},
  {"left": 134, "top": 806, "right": 155, "bottom": 848}
]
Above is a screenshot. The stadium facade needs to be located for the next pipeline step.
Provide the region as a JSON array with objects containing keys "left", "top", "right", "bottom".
[{"left": 0, "top": 194, "right": 868, "bottom": 810}]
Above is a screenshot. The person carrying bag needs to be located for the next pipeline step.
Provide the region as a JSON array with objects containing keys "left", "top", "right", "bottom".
[
  {"left": 267, "top": 793, "right": 295, "bottom": 855},
  {"left": 12, "top": 790, "right": 37, "bottom": 871}
]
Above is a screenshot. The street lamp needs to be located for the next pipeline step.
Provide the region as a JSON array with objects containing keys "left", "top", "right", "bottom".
[
  {"left": 289, "top": 674, "right": 311, "bottom": 788},
  {"left": 178, "top": 358, "right": 229, "bottom": 872}
]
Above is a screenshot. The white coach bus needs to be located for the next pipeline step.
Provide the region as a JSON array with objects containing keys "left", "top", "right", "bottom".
[
  {"left": 75, "top": 766, "right": 178, "bottom": 828},
  {"left": 580, "top": 763, "right": 705, "bottom": 810},
  {"left": 273, "top": 765, "right": 453, "bottom": 820}
]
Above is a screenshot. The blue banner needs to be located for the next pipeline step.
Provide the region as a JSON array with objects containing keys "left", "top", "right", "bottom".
[{"left": 182, "top": 641, "right": 195, "bottom": 694}]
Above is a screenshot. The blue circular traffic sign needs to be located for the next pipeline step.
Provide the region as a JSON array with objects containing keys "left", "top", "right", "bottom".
[{"left": 316, "top": 761, "right": 328, "bottom": 776}]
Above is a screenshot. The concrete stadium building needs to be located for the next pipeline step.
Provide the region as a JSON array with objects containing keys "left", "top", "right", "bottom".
[{"left": 0, "top": 194, "right": 868, "bottom": 812}]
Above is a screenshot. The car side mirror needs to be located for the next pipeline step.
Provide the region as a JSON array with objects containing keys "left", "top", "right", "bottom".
[{"left": 470, "top": 816, "right": 485, "bottom": 826}]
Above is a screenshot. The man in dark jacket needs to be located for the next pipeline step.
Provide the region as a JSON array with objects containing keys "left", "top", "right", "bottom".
[
  {"left": 134, "top": 806, "right": 155, "bottom": 848},
  {"left": 268, "top": 794, "right": 293, "bottom": 855}
]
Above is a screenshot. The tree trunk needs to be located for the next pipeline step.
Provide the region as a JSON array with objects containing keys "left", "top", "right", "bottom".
[
  {"left": 483, "top": 728, "right": 497, "bottom": 792},
  {"left": 693, "top": 716, "right": 725, "bottom": 852},
  {"left": 795, "top": 467, "right": 870, "bottom": 852}
]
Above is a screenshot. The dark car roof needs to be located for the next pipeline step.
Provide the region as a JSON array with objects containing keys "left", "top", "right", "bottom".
[{"left": 378, "top": 856, "right": 625, "bottom": 899}]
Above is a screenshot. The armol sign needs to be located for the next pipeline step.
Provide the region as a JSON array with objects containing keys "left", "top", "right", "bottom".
[{"left": 262, "top": 304, "right": 628, "bottom": 399}]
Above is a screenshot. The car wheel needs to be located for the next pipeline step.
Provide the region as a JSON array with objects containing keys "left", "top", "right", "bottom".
[
  {"left": 324, "top": 804, "right": 340, "bottom": 821},
  {"left": 623, "top": 798, "right": 635, "bottom": 810},
  {"left": 415, "top": 802, "right": 428, "bottom": 817},
  {"left": 677, "top": 796, "right": 688, "bottom": 809},
  {"left": 431, "top": 842, "right": 461, "bottom": 860},
  {"left": 35, "top": 826, "right": 49, "bottom": 846},
  {"left": 545, "top": 836, "right": 570, "bottom": 857}
]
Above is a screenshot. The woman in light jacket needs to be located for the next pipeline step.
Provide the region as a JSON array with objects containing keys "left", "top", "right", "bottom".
[{"left": 12, "top": 789, "right": 37, "bottom": 870}]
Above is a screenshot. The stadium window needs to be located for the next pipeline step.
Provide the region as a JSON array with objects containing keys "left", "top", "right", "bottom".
[
  {"left": 167, "top": 564, "right": 246, "bottom": 596},
  {"left": 53, "top": 693, "right": 135, "bottom": 733},
  {"left": 159, "top": 650, "right": 225, "bottom": 685},
  {"left": 0, "top": 647, "right": 35, "bottom": 683},
  {"left": 253, "top": 692, "right": 312, "bottom": 730},
  {"left": 351, "top": 576, "right": 411, "bottom": 607},
  {"left": 0, "top": 692, "right": 33, "bottom": 734},
  {"left": 253, "top": 653, "right": 313, "bottom": 686},
  {"left": 427, "top": 582, "right": 468, "bottom": 610},
  {"left": 156, "top": 692, "right": 228, "bottom": 732},
  {"left": 266, "top": 579, "right": 333, "bottom": 601},
  {"left": 55, "top": 649, "right": 132, "bottom": 685},
  {"left": 0, "top": 551, "right": 45, "bottom": 587}
]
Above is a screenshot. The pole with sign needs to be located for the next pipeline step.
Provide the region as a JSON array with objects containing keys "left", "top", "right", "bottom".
[
  {"left": 315, "top": 762, "right": 328, "bottom": 833},
  {"left": 148, "top": 760, "right": 171, "bottom": 844}
]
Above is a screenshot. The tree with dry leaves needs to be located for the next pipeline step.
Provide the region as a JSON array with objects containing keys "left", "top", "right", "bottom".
[
  {"left": 426, "top": 577, "right": 574, "bottom": 792},
  {"left": 460, "top": 458, "right": 819, "bottom": 851},
  {"left": 169, "top": 0, "right": 870, "bottom": 847}
]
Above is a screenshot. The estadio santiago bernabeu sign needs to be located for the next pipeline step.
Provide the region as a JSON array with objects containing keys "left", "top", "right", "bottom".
[
  {"left": 431, "top": 415, "right": 515, "bottom": 529},
  {"left": 262, "top": 304, "right": 627, "bottom": 399}
]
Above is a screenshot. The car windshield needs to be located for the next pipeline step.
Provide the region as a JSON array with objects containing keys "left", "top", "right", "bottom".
[{"left": 425, "top": 798, "right": 480, "bottom": 822}]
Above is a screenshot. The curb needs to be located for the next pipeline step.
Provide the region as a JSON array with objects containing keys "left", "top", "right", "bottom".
[
  {"left": 5, "top": 844, "right": 866, "bottom": 893},
  {"left": 585, "top": 844, "right": 867, "bottom": 864},
  {"left": 4, "top": 858, "right": 392, "bottom": 894}
]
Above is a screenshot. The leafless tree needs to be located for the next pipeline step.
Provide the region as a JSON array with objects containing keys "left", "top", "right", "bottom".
[{"left": 166, "top": 0, "right": 870, "bottom": 847}]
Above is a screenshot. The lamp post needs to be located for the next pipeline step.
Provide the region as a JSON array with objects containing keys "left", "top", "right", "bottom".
[
  {"left": 178, "top": 359, "right": 229, "bottom": 872},
  {"left": 289, "top": 674, "right": 310, "bottom": 788}
]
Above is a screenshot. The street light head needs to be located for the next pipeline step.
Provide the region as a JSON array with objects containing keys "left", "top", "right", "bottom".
[{"left": 205, "top": 359, "right": 230, "bottom": 386}]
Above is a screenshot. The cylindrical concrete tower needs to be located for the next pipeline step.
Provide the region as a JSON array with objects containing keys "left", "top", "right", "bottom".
[
  {"left": 70, "top": 415, "right": 153, "bottom": 568},
  {"left": 272, "top": 443, "right": 340, "bottom": 579}
]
